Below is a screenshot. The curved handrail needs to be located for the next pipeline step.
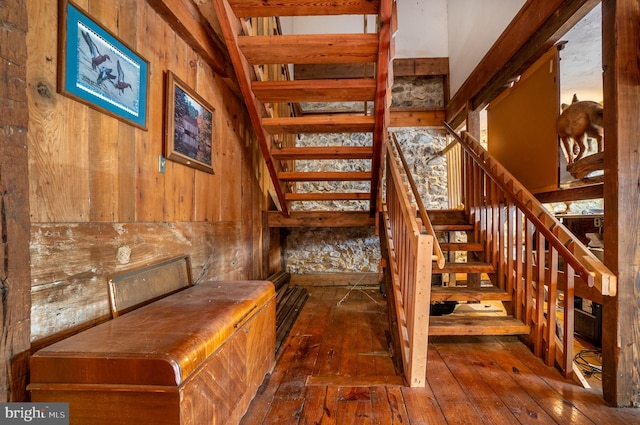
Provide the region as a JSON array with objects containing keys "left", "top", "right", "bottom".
[
  {"left": 443, "top": 122, "right": 616, "bottom": 296},
  {"left": 390, "top": 133, "right": 446, "bottom": 269}
]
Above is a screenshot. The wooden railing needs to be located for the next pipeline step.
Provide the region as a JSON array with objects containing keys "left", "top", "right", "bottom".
[
  {"left": 390, "top": 133, "right": 445, "bottom": 269},
  {"left": 380, "top": 140, "right": 433, "bottom": 387},
  {"left": 443, "top": 123, "right": 617, "bottom": 377}
]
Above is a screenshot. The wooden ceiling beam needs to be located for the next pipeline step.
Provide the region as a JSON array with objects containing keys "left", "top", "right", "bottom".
[
  {"left": 446, "top": 0, "right": 599, "bottom": 128},
  {"left": 148, "top": 0, "right": 231, "bottom": 78},
  {"left": 393, "top": 57, "right": 449, "bottom": 77},
  {"left": 389, "top": 109, "right": 445, "bottom": 128}
]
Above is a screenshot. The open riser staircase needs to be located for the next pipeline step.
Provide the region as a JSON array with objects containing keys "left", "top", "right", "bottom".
[
  {"left": 382, "top": 128, "right": 617, "bottom": 387},
  {"left": 207, "top": 0, "right": 617, "bottom": 390},
  {"left": 211, "top": 0, "right": 396, "bottom": 216}
]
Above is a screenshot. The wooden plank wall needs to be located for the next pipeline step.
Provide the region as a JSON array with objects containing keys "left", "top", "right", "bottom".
[
  {"left": 26, "top": 0, "right": 275, "bottom": 344},
  {"left": 1, "top": 0, "right": 31, "bottom": 402}
]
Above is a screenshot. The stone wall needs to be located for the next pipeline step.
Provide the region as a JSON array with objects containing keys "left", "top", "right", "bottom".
[{"left": 285, "top": 76, "right": 449, "bottom": 275}]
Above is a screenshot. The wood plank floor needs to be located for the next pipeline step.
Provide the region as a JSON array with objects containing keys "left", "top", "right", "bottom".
[{"left": 241, "top": 285, "right": 640, "bottom": 424}]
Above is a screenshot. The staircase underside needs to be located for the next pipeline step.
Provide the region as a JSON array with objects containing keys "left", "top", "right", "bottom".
[{"left": 212, "top": 0, "right": 395, "bottom": 217}]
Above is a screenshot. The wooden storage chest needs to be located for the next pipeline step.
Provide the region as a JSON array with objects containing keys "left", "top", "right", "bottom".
[{"left": 29, "top": 280, "right": 276, "bottom": 425}]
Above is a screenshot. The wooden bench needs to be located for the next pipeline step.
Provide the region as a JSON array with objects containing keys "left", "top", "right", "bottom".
[{"left": 29, "top": 256, "right": 276, "bottom": 425}]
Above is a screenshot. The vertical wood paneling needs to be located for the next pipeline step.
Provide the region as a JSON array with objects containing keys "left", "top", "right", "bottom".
[
  {"left": 194, "top": 65, "right": 222, "bottom": 222},
  {"left": 135, "top": 3, "right": 167, "bottom": 221},
  {"left": 27, "top": 0, "right": 272, "bottom": 344},
  {"left": 27, "top": 0, "right": 90, "bottom": 222},
  {"left": 87, "top": 1, "right": 120, "bottom": 222}
]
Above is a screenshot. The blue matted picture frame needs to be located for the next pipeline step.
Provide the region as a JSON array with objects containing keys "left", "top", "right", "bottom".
[{"left": 58, "top": 0, "right": 149, "bottom": 129}]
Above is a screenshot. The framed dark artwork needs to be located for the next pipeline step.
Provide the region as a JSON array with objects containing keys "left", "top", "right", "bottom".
[
  {"left": 164, "top": 71, "right": 215, "bottom": 174},
  {"left": 58, "top": 0, "right": 149, "bottom": 129}
]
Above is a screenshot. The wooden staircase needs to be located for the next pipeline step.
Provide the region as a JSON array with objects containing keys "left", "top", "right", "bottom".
[
  {"left": 427, "top": 209, "right": 530, "bottom": 336},
  {"left": 212, "top": 0, "right": 395, "bottom": 216}
]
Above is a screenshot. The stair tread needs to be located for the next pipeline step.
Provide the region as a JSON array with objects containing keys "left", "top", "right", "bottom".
[
  {"left": 239, "top": 33, "right": 379, "bottom": 65},
  {"left": 432, "top": 261, "right": 494, "bottom": 273},
  {"left": 432, "top": 223, "right": 474, "bottom": 231},
  {"left": 431, "top": 286, "right": 511, "bottom": 302},
  {"left": 263, "top": 115, "right": 376, "bottom": 134},
  {"left": 438, "top": 242, "right": 483, "bottom": 251},
  {"left": 253, "top": 79, "right": 376, "bottom": 103},
  {"left": 429, "top": 315, "right": 529, "bottom": 336},
  {"left": 279, "top": 171, "right": 371, "bottom": 182},
  {"left": 427, "top": 209, "right": 469, "bottom": 225},
  {"left": 286, "top": 192, "right": 371, "bottom": 201},
  {"left": 228, "top": 0, "right": 380, "bottom": 18},
  {"left": 272, "top": 146, "right": 374, "bottom": 160}
]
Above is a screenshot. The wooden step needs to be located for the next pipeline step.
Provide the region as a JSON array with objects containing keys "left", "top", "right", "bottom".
[
  {"left": 428, "top": 316, "right": 530, "bottom": 336},
  {"left": 431, "top": 286, "right": 512, "bottom": 302},
  {"left": 432, "top": 223, "right": 474, "bottom": 231},
  {"left": 285, "top": 192, "right": 371, "bottom": 202},
  {"left": 238, "top": 34, "right": 379, "bottom": 65},
  {"left": 427, "top": 209, "right": 469, "bottom": 225},
  {"left": 267, "top": 270, "right": 291, "bottom": 292},
  {"left": 272, "top": 146, "right": 374, "bottom": 160},
  {"left": 275, "top": 285, "right": 309, "bottom": 354},
  {"left": 252, "top": 79, "right": 376, "bottom": 103},
  {"left": 228, "top": 0, "right": 380, "bottom": 18},
  {"left": 263, "top": 115, "right": 375, "bottom": 134},
  {"left": 278, "top": 171, "right": 372, "bottom": 182},
  {"left": 439, "top": 242, "right": 483, "bottom": 252},
  {"left": 432, "top": 261, "right": 494, "bottom": 274}
]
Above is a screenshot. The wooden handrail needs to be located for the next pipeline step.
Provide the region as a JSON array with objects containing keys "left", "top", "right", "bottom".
[
  {"left": 390, "top": 133, "right": 446, "bottom": 269},
  {"left": 381, "top": 139, "right": 433, "bottom": 387},
  {"left": 443, "top": 122, "right": 616, "bottom": 297}
]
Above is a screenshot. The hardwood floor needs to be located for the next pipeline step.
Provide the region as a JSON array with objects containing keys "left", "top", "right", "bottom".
[{"left": 241, "top": 285, "right": 640, "bottom": 424}]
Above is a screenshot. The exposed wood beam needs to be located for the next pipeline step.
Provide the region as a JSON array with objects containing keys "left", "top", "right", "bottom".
[
  {"left": 601, "top": 0, "right": 640, "bottom": 407},
  {"left": 239, "top": 34, "right": 379, "bottom": 65},
  {"left": 211, "top": 0, "right": 289, "bottom": 214},
  {"left": 446, "top": 0, "right": 599, "bottom": 128},
  {"left": 534, "top": 183, "right": 603, "bottom": 203},
  {"left": 147, "top": 0, "right": 232, "bottom": 78},
  {"left": 393, "top": 58, "right": 449, "bottom": 77},
  {"left": 266, "top": 211, "right": 375, "bottom": 227},
  {"left": 262, "top": 115, "right": 375, "bottom": 134},
  {"left": 389, "top": 109, "right": 445, "bottom": 128},
  {"left": 227, "top": 0, "right": 380, "bottom": 17},
  {"left": 252, "top": 79, "right": 376, "bottom": 103},
  {"left": 294, "top": 63, "right": 375, "bottom": 80},
  {"left": 369, "top": 0, "right": 394, "bottom": 216}
]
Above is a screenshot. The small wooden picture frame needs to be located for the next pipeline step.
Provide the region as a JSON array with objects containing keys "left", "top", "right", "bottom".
[{"left": 164, "top": 71, "right": 215, "bottom": 174}]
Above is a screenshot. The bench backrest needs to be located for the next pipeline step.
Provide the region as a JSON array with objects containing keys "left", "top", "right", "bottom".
[{"left": 107, "top": 255, "right": 193, "bottom": 317}]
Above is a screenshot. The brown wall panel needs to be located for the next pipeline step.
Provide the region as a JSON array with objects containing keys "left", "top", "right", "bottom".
[
  {"left": 487, "top": 48, "right": 560, "bottom": 194},
  {"left": 26, "top": 0, "right": 272, "bottom": 344}
]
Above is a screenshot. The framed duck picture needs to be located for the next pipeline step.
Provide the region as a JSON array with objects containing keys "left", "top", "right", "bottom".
[{"left": 58, "top": 0, "right": 149, "bottom": 129}]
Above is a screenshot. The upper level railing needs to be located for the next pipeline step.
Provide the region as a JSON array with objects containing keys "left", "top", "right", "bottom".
[
  {"left": 443, "top": 123, "right": 617, "bottom": 376},
  {"left": 380, "top": 139, "right": 433, "bottom": 387},
  {"left": 390, "top": 133, "right": 445, "bottom": 269}
]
